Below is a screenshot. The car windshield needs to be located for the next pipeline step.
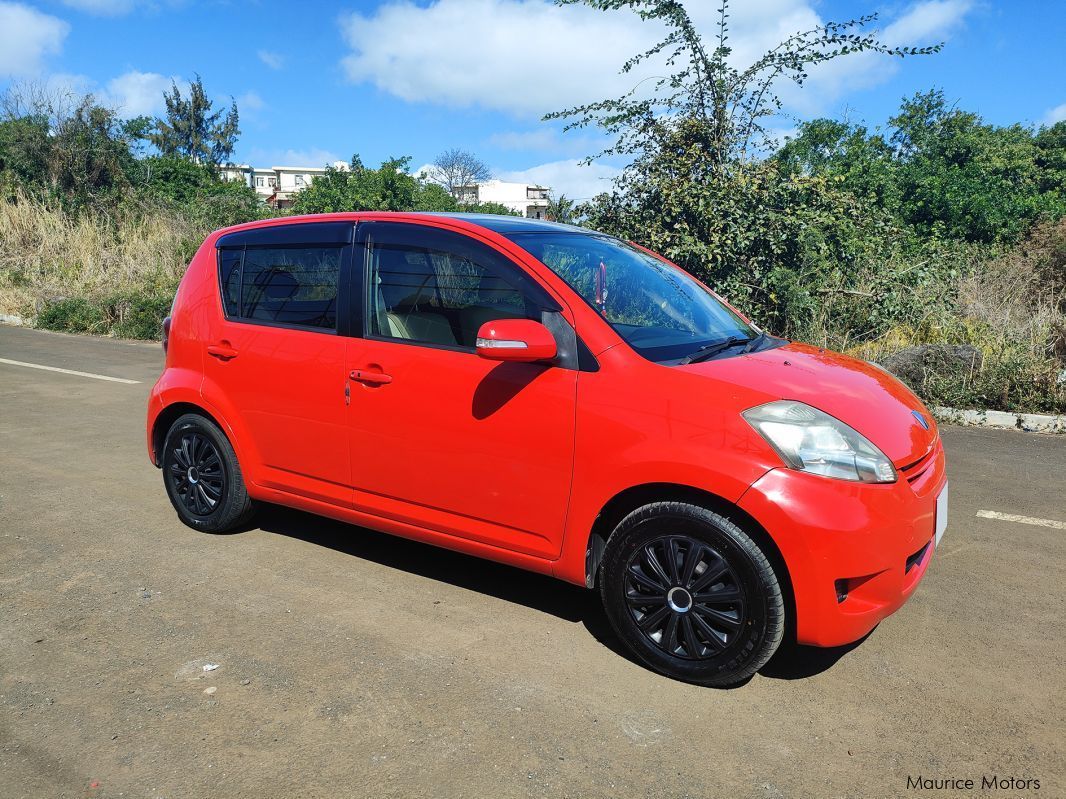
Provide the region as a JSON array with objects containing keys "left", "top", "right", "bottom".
[{"left": 506, "top": 231, "right": 757, "bottom": 363}]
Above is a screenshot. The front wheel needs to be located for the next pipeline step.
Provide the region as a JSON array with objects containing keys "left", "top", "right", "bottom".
[
  {"left": 599, "top": 501, "right": 784, "bottom": 687},
  {"left": 161, "top": 413, "right": 255, "bottom": 533}
]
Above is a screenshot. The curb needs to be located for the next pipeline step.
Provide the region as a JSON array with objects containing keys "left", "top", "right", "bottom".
[
  {"left": 0, "top": 313, "right": 27, "bottom": 326},
  {"left": 933, "top": 406, "right": 1065, "bottom": 435}
]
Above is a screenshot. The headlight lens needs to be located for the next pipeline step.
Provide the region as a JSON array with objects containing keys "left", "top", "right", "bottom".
[{"left": 743, "top": 400, "right": 897, "bottom": 483}]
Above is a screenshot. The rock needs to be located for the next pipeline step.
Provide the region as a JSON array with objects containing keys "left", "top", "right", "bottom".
[{"left": 880, "top": 344, "right": 983, "bottom": 389}]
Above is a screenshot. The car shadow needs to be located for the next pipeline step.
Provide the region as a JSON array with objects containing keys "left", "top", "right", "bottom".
[
  {"left": 252, "top": 504, "right": 594, "bottom": 624},
  {"left": 250, "top": 504, "right": 871, "bottom": 684},
  {"left": 759, "top": 635, "right": 870, "bottom": 680}
]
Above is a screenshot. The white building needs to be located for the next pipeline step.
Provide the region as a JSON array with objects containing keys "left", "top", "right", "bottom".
[
  {"left": 219, "top": 162, "right": 349, "bottom": 209},
  {"left": 458, "top": 180, "right": 550, "bottom": 219}
]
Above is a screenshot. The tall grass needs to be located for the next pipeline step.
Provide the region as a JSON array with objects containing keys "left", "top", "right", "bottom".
[
  {"left": 845, "top": 219, "right": 1066, "bottom": 413},
  {"left": 0, "top": 192, "right": 207, "bottom": 337}
]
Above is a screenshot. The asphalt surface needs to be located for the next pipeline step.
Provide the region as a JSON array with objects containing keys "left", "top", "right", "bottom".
[{"left": 1, "top": 324, "right": 1063, "bottom": 799}]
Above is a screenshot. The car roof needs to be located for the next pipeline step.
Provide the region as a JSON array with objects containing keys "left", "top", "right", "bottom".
[
  {"left": 420, "top": 213, "right": 589, "bottom": 235},
  {"left": 213, "top": 211, "right": 591, "bottom": 239}
]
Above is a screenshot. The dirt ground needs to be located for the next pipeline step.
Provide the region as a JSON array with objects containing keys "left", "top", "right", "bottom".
[{"left": 1, "top": 325, "right": 1063, "bottom": 798}]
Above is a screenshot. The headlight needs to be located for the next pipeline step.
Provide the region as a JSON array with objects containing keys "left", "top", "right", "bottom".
[{"left": 743, "top": 400, "right": 897, "bottom": 483}]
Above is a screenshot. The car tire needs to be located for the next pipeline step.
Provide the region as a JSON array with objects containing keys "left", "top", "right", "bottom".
[
  {"left": 599, "top": 501, "right": 784, "bottom": 687},
  {"left": 161, "top": 413, "right": 255, "bottom": 533}
]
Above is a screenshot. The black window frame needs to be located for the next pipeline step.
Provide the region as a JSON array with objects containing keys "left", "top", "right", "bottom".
[{"left": 215, "top": 222, "right": 355, "bottom": 336}]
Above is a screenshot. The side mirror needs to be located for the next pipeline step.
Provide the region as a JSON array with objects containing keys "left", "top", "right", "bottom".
[{"left": 475, "top": 319, "right": 557, "bottom": 363}]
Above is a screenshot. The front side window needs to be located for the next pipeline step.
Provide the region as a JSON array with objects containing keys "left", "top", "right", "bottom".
[
  {"left": 365, "top": 226, "right": 542, "bottom": 349},
  {"left": 218, "top": 246, "right": 341, "bottom": 331},
  {"left": 507, "top": 232, "right": 756, "bottom": 363}
]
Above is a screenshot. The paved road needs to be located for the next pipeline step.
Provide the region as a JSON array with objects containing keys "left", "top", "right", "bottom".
[{"left": 1, "top": 324, "right": 1063, "bottom": 799}]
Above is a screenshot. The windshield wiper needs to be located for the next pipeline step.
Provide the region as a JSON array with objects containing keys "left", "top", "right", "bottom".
[
  {"left": 742, "top": 330, "right": 769, "bottom": 353},
  {"left": 679, "top": 335, "right": 752, "bottom": 365}
]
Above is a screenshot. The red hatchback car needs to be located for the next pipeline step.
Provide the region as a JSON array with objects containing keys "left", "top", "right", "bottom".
[{"left": 147, "top": 212, "right": 948, "bottom": 686}]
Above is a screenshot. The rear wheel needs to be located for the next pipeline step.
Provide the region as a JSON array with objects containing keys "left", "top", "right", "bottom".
[
  {"left": 161, "top": 413, "right": 255, "bottom": 533},
  {"left": 599, "top": 501, "right": 784, "bottom": 686}
]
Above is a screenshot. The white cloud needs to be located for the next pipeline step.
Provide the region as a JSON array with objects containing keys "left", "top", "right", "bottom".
[
  {"left": 882, "top": 0, "right": 972, "bottom": 46},
  {"left": 257, "top": 50, "right": 284, "bottom": 70},
  {"left": 103, "top": 70, "right": 180, "bottom": 117},
  {"left": 1044, "top": 103, "right": 1066, "bottom": 126},
  {"left": 0, "top": 2, "right": 69, "bottom": 77},
  {"left": 60, "top": 0, "right": 136, "bottom": 15},
  {"left": 410, "top": 162, "right": 435, "bottom": 179},
  {"left": 487, "top": 128, "right": 610, "bottom": 158},
  {"left": 787, "top": 0, "right": 973, "bottom": 115},
  {"left": 497, "top": 159, "right": 622, "bottom": 200},
  {"left": 339, "top": 0, "right": 973, "bottom": 120},
  {"left": 340, "top": 0, "right": 659, "bottom": 117},
  {"left": 237, "top": 91, "right": 265, "bottom": 113},
  {"left": 488, "top": 129, "right": 560, "bottom": 151}
]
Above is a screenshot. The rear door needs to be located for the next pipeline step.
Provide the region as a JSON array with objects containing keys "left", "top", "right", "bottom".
[
  {"left": 344, "top": 221, "right": 578, "bottom": 559},
  {"left": 202, "top": 222, "right": 354, "bottom": 506}
]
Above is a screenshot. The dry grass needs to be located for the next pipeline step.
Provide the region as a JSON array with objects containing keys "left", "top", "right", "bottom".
[
  {"left": 0, "top": 193, "right": 205, "bottom": 316},
  {"left": 848, "top": 219, "right": 1066, "bottom": 412}
]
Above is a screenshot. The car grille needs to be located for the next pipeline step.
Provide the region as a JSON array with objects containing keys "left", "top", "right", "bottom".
[{"left": 899, "top": 441, "right": 940, "bottom": 484}]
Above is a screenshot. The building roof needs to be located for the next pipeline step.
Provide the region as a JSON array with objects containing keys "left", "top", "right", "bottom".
[{"left": 272, "top": 165, "right": 330, "bottom": 172}]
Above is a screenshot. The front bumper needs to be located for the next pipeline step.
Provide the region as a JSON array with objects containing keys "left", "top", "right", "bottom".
[{"left": 738, "top": 439, "right": 947, "bottom": 647}]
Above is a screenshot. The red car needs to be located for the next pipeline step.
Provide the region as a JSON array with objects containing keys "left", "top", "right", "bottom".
[{"left": 147, "top": 212, "right": 948, "bottom": 686}]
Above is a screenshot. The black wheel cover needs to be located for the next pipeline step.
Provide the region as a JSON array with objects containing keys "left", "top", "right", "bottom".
[
  {"left": 624, "top": 535, "right": 747, "bottom": 661},
  {"left": 166, "top": 432, "right": 225, "bottom": 518}
]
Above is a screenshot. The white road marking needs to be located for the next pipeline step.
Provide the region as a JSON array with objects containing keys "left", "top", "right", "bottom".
[
  {"left": 0, "top": 357, "right": 141, "bottom": 384},
  {"left": 976, "top": 510, "right": 1066, "bottom": 530}
]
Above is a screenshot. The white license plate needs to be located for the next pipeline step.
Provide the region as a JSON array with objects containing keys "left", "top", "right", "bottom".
[{"left": 935, "top": 483, "right": 949, "bottom": 546}]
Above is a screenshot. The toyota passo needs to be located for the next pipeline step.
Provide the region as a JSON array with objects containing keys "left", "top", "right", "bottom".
[{"left": 147, "top": 213, "right": 948, "bottom": 686}]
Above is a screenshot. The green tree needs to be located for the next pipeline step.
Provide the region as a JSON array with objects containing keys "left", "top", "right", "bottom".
[
  {"left": 0, "top": 114, "right": 50, "bottom": 196},
  {"left": 553, "top": 0, "right": 941, "bottom": 335},
  {"left": 0, "top": 83, "right": 139, "bottom": 208},
  {"left": 778, "top": 94, "right": 1066, "bottom": 244},
  {"left": 459, "top": 200, "right": 520, "bottom": 216},
  {"left": 291, "top": 155, "right": 463, "bottom": 214},
  {"left": 548, "top": 0, "right": 939, "bottom": 168},
  {"left": 545, "top": 192, "right": 576, "bottom": 224},
  {"left": 150, "top": 76, "right": 240, "bottom": 166},
  {"left": 1034, "top": 121, "right": 1066, "bottom": 199},
  {"left": 776, "top": 119, "right": 898, "bottom": 210},
  {"left": 48, "top": 97, "right": 136, "bottom": 207},
  {"left": 136, "top": 154, "right": 262, "bottom": 228},
  {"left": 889, "top": 90, "right": 1064, "bottom": 242}
]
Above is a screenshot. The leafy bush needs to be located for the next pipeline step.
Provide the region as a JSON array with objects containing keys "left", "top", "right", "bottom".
[
  {"left": 36, "top": 289, "right": 175, "bottom": 339},
  {"left": 36, "top": 296, "right": 111, "bottom": 334}
]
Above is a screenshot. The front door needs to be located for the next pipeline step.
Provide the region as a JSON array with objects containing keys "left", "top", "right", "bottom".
[{"left": 345, "top": 222, "right": 577, "bottom": 559}]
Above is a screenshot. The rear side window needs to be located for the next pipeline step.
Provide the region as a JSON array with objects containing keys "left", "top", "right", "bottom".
[
  {"left": 217, "top": 245, "right": 342, "bottom": 331},
  {"left": 219, "top": 249, "right": 242, "bottom": 316}
]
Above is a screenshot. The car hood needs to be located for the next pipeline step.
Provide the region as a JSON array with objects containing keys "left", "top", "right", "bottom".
[{"left": 682, "top": 342, "right": 937, "bottom": 465}]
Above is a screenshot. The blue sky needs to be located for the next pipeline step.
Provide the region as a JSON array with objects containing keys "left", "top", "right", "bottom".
[{"left": 1, "top": 0, "right": 1063, "bottom": 198}]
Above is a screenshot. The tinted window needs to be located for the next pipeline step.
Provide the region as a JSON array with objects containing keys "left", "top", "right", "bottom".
[
  {"left": 218, "top": 249, "right": 242, "bottom": 317},
  {"left": 217, "top": 246, "right": 341, "bottom": 330},
  {"left": 366, "top": 226, "right": 541, "bottom": 348}
]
